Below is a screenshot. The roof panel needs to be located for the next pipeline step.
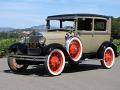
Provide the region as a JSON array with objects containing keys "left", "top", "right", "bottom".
[{"left": 47, "top": 13, "right": 110, "bottom": 20}]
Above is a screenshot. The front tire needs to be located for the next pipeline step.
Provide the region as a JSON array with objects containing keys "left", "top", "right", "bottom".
[
  {"left": 8, "top": 52, "right": 28, "bottom": 73},
  {"left": 101, "top": 47, "right": 115, "bottom": 69},
  {"left": 45, "top": 49, "right": 65, "bottom": 76}
]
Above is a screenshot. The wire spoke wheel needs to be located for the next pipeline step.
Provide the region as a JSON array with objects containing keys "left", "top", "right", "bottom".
[
  {"left": 45, "top": 49, "right": 65, "bottom": 76},
  {"left": 8, "top": 52, "right": 28, "bottom": 72},
  {"left": 10, "top": 57, "right": 24, "bottom": 69},
  {"left": 101, "top": 47, "right": 115, "bottom": 69},
  {"left": 69, "top": 40, "right": 81, "bottom": 60},
  {"left": 67, "top": 37, "right": 82, "bottom": 62}
]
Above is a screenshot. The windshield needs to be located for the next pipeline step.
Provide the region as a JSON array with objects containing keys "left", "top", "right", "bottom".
[{"left": 46, "top": 20, "right": 75, "bottom": 31}]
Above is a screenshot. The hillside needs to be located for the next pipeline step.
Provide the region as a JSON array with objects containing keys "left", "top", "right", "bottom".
[
  {"left": 0, "top": 27, "right": 14, "bottom": 32},
  {"left": 0, "top": 25, "right": 47, "bottom": 32}
]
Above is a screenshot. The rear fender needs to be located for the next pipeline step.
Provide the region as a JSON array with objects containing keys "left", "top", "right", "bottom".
[{"left": 97, "top": 41, "right": 118, "bottom": 58}]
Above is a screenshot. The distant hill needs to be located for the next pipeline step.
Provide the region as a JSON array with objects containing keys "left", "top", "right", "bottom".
[
  {"left": 0, "top": 27, "right": 14, "bottom": 32},
  {"left": 0, "top": 25, "right": 47, "bottom": 32},
  {"left": 31, "top": 25, "right": 46, "bottom": 30},
  {"left": 0, "top": 25, "right": 58, "bottom": 32}
]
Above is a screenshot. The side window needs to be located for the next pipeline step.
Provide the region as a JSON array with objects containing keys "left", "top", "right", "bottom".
[
  {"left": 94, "top": 19, "right": 106, "bottom": 31},
  {"left": 77, "top": 18, "right": 92, "bottom": 31}
]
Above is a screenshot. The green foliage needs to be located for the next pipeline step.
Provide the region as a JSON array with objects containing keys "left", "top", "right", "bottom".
[
  {"left": 113, "top": 39, "right": 120, "bottom": 54},
  {"left": 0, "top": 38, "right": 18, "bottom": 57},
  {"left": 0, "top": 32, "right": 20, "bottom": 57},
  {"left": 111, "top": 17, "right": 120, "bottom": 36},
  {"left": 0, "top": 32, "right": 19, "bottom": 39}
]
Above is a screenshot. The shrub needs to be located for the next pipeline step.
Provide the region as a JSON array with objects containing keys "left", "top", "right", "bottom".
[{"left": 0, "top": 38, "right": 18, "bottom": 57}]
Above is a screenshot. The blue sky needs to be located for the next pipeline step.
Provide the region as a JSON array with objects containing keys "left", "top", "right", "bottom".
[{"left": 0, "top": 0, "right": 120, "bottom": 28}]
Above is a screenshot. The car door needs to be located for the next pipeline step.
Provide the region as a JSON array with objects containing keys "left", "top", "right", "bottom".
[
  {"left": 76, "top": 17, "right": 95, "bottom": 53},
  {"left": 92, "top": 18, "right": 111, "bottom": 52}
]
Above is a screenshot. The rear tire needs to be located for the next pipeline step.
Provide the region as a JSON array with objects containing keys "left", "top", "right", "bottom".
[
  {"left": 101, "top": 47, "right": 115, "bottom": 69},
  {"left": 45, "top": 49, "right": 65, "bottom": 76}
]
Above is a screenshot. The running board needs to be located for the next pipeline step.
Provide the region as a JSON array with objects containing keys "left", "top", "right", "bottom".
[{"left": 8, "top": 55, "right": 47, "bottom": 62}]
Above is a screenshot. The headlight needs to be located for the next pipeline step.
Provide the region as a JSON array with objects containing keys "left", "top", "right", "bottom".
[{"left": 39, "top": 36, "right": 46, "bottom": 44}]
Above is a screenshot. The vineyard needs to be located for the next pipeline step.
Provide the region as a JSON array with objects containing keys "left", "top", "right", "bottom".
[{"left": 0, "top": 38, "right": 18, "bottom": 57}]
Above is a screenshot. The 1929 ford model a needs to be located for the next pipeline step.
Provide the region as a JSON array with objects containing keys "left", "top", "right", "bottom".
[{"left": 8, "top": 14, "right": 117, "bottom": 76}]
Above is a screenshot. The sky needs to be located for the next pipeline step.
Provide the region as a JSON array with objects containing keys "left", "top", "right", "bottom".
[{"left": 0, "top": 0, "right": 120, "bottom": 28}]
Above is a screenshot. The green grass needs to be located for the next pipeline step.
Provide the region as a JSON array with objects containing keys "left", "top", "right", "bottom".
[{"left": 0, "top": 38, "right": 18, "bottom": 57}]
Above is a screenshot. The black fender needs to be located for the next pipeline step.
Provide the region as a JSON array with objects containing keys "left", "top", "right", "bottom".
[
  {"left": 97, "top": 41, "right": 118, "bottom": 59},
  {"left": 44, "top": 43, "right": 70, "bottom": 61},
  {"left": 8, "top": 42, "right": 27, "bottom": 54}
]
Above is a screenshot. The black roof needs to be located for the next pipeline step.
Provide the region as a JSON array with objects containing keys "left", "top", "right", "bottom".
[{"left": 47, "top": 13, "right": 110, "bottom": 20}]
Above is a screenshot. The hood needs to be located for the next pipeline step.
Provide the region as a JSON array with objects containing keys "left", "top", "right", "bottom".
[{"left": 42, "top": 31, "right": 67, "bottom": 45}]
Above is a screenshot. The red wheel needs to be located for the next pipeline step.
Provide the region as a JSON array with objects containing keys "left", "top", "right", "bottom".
[
  {"left": 45, "top": 49, "right": 65, "bottom": 76},
  {"left": 67, "top": 37, "right": 82, "bottom": 62},
  {"left": 101, "top": 47, "right": 115, "bottom": 69}
]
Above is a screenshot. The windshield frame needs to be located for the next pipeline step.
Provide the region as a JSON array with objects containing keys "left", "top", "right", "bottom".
[{"left": 46, "top": 19, "right": 76, "bottom": 31}]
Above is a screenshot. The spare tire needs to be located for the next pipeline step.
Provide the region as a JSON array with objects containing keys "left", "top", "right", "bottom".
[{"left": 66, "top": 37, "right": 83, "bottom": 62}]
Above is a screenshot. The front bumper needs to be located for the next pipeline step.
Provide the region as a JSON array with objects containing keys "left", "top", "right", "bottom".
[{"left": 8, "top": 54, "right": 47, "bottom": 62}]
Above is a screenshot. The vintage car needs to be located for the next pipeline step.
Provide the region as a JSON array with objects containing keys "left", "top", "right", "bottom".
[{"left": 8, "top": 14, "right": 117, "bottom": 76}]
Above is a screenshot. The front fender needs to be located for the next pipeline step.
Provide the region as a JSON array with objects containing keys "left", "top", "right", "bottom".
[
  {"left": 8, "top": 43, "right": 27, "bottom": 54},
  {"left": 44, "top": 43, "right": 70, "bottom": 60}
]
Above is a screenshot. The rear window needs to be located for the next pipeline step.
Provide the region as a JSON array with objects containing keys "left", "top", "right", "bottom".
[{"left": 94, "top": 19, "right": 106, "bottom": 31}]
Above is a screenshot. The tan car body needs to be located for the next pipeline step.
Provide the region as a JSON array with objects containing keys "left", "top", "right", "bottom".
[{"left": 44, "top": 15, "right": 111, "bottom": 53}]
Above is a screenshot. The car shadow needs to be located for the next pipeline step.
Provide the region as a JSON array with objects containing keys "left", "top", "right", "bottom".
[{"left": 4, "top": 63, "right": 102, "bottom": 77}]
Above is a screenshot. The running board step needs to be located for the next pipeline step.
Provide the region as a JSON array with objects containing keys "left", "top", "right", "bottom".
[{"left": 8, "top": 55, "right": 47, "bottom": 62}]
